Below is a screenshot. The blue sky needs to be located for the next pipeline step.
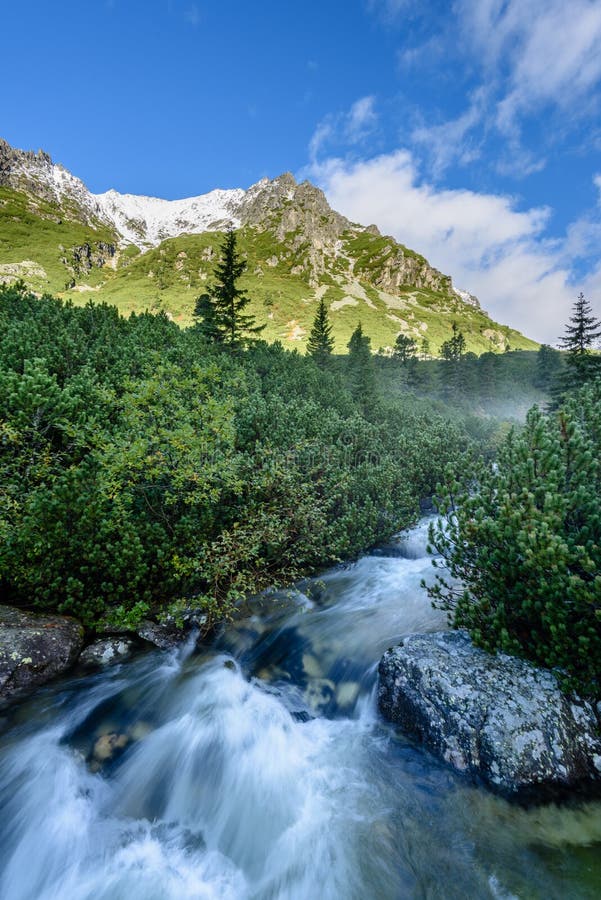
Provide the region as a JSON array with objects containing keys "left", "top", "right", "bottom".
[{"left": 2, "top": 0, "right": 601, "bottom": 341}]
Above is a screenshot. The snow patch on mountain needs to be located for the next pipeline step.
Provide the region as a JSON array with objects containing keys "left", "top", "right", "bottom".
[
  {"left": 453, "top": 286, "right": 481, "bottom": 309},
  {"left": 94, "top": 188, "right": 246, "bottom": 246}
]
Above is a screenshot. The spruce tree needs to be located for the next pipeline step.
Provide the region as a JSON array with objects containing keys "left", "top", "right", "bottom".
[
  {"left": 439, "top": 323, "right": 468, "bottom": 398},
  {"left": 559, "top": 292, "right": 601, "bottom": 388},
  {"left": 193, "top": 292, "right": 221, "bottom": 342},
  {"left": 347, "top": 323, "right": 377, "bottom": 412},
  {"left": 307, "top": 298, "right": 335, "bottom": 366},
  {"left": 393, "top": 333, "right": 417, "bottom": 364},
  {"left": 193, "top": 229, "right": 263, "bottom": 347}
]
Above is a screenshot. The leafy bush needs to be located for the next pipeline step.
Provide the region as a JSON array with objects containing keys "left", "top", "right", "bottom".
[
  {"left": 427, "top": 381, "right": 601, "bottom": 696},
  {"left": 0, "top": 284, "right": 471, "bottom": 629}
]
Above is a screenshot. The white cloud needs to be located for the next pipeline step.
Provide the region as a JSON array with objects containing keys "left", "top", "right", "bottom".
[
  {"left": 309, "top": 121, "right": 335, "bottom": 162},
  {"left": 379, "top": 1, "right": 601, "bottom": 177},
  {"left": 347, "top": 96, "right": 378, "bottom": 139},
  {"left": 309, "top": 150, "right": 601, "bottom": 343},
  {"left": 309, "top": 96, "right": 378, "bottom": 162},
  {"left": 410, "top": 90, "right": 486, "bottom": 177},
  {"left": 456, "top": 0, "right": 601, "bottom": 133}
]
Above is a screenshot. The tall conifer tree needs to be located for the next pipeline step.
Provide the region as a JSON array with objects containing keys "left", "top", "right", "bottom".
[
  {"left": 347, "top": 323, "right": 377, "bottom": 411},
  {"left": 193, "top": 229, "right": 263, "bottom": 347},
  {"left": 559, "top": 292, "right": 601, "bottom": 387},
  {"left": 307, "top": 298, "right": 335, "bottom": 366}
]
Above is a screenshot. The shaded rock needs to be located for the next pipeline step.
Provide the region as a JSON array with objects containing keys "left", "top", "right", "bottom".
[
  {"left": 378, "top": 630, "right": 601, "bottom": 802},
  {"left": 70, "top": 241, "right": 115, "bottom": 275},
  {"left": 136, "top": 620, "right": 181, "bottom": 650},
  {"left": 336, "top": 681, "right": 361, "bottom": 709},
  {"left": 0, "top": 606, "right": 84, "bottom": 704},
  {"left": 79, "top": 637, "right": 136, "bottom": 670},
  {"left": 135, "top": 609, "right": 207, "bottom": 649},
  {"left": 128, "top": 720, "right": 153, "bottom": 742}
]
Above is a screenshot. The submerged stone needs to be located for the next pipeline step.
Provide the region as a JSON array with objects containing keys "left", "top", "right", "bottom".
[
  {"left": 92, "top": 731, "right": 129, "bottom": 763},
  {"left": 378, "top": 630, "right": 601, "bottom": 802}
]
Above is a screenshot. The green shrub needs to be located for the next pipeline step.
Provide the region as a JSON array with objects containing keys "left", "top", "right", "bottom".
[
  {"left": 0, "top": 284, "right": 472, "bottom": 629},
  {"left": 427, "top": 381, "right": 601, "bottom": 696}
]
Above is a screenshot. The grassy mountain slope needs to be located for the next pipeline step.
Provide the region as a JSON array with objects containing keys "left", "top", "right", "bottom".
[
  {"left": 0, "top": 177, "right": 537, "bottom": 355},
  {"left": 0, "top": 186, "right": 119, "bottom": 292}
]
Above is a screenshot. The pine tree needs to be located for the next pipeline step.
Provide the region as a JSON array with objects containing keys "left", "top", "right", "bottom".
[
  {"left": 440, "top": 322, "right": 466, "bottom": 362},
  {"left": 426, "top": 381, "right": 601, "bottom": 696},
  {"left": 559, "top": 292, "right": 601, "bottom": 387},
  {"left": 393, "top": 333, "right": 417, "bottom": 364},
  {"left": 419, "top": 337, "right": 431, "bottom": 361},
  {"left": 347, "top": 323, "right": 377, "bottom": 412},
  {"left": 193, "top": 229, "right": 264, "bottom": 347},
  {"left": 306, "top": 298, "right": 335, "bottom": 366},
  {"left": 439, "top": 323, "right": 468, "bottom": 398}
]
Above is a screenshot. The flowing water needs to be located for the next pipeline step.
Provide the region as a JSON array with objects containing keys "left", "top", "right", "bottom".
[{"left": 1, "top": 520, "right": 600, "bottom": 899}]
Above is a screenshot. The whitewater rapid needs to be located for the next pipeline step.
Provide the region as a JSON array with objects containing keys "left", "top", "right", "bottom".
[{"left": 1, "top": 520, "right": 600, "bottom": 899}]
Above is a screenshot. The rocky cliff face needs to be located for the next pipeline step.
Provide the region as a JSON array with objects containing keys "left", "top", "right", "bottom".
[
  {"left": 237, "top": 173, "right": 454, "bottom": 295},
  {"left": 239, "top": 173, "right": 351, "bottom": 241},
  {"left": 69, "top": 241, "right": 116, "bottom": 277},
  {"left": 0, "top": 138, "right": 106, "bottom": 226}
]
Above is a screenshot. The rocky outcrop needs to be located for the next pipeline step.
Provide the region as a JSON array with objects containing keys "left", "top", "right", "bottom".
[
  {"left": 378, "top": 630, "right": 601, "bottom": 802},
  {"left": 78, "top": 637, "right": 137, "bottom": 669},
  {"left": 0, "top": 138, "right": 53, "bottom": 191},
  {"left": 69, "top": 241, "right": 116, "bottom": 275},
  {"left": 365, "top": 244, "right": 452, "bottom": 295},
  {"left": 0, "top": 138, "right": 108, "bottom": 226},
  {"left": 0, "top": 606, "right": 84, "bottom": 704},
  {"left": 239, "top": 174, "right": 353, "bottom": 287},
  {"left": 240, "top": 173, "right": 350, "bottom": 242},
  {"left": 136, "top": 607, "right": 209, "bottom": 650}
]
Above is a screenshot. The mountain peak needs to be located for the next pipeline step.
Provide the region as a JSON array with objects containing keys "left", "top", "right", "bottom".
[{"left": 0, "top": 136, "right": 536, "bottom": 353}]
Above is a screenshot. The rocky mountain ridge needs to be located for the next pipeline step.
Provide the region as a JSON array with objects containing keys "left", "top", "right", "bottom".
[
  {"left": 0, "top": 138, "right": 464, "bottom": 300},
  {"left": 0, "top": 137, "right": 535, "bottom": 353}
]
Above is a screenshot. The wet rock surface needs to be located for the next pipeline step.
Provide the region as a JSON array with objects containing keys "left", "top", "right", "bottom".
[
  {"left": 0, "top": 606, "right": 84, "bottom": 704},
  {"left": 78, "top": 637, "right": 137, "bottom": 669},
  {"left": 378, "top": 630, "right": 601, "bottom": 802}
]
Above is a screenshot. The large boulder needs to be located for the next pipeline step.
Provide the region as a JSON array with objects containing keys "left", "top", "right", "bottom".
[
  {"left": 0, "top": 606, "right": 84, "bottom": 704},
  {"left": 378, "top": 630, "right": 601, "bottom": 802}
]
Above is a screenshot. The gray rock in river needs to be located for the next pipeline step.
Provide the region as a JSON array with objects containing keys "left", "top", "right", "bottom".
[
  {"left": 79, "top": 637, "right": 137, "bottom": 669},
  {"left": 136, "top": 608, "right": 209, "bottom": 649},
  {"left": 0, "top": 605, "right": 84, "bottom": 704},
  {"left": 378, "top": 630, "right": 601, "bottom": 802},
  {"left": 136, "top": 619, "right": 183, "bottom": 650}
]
